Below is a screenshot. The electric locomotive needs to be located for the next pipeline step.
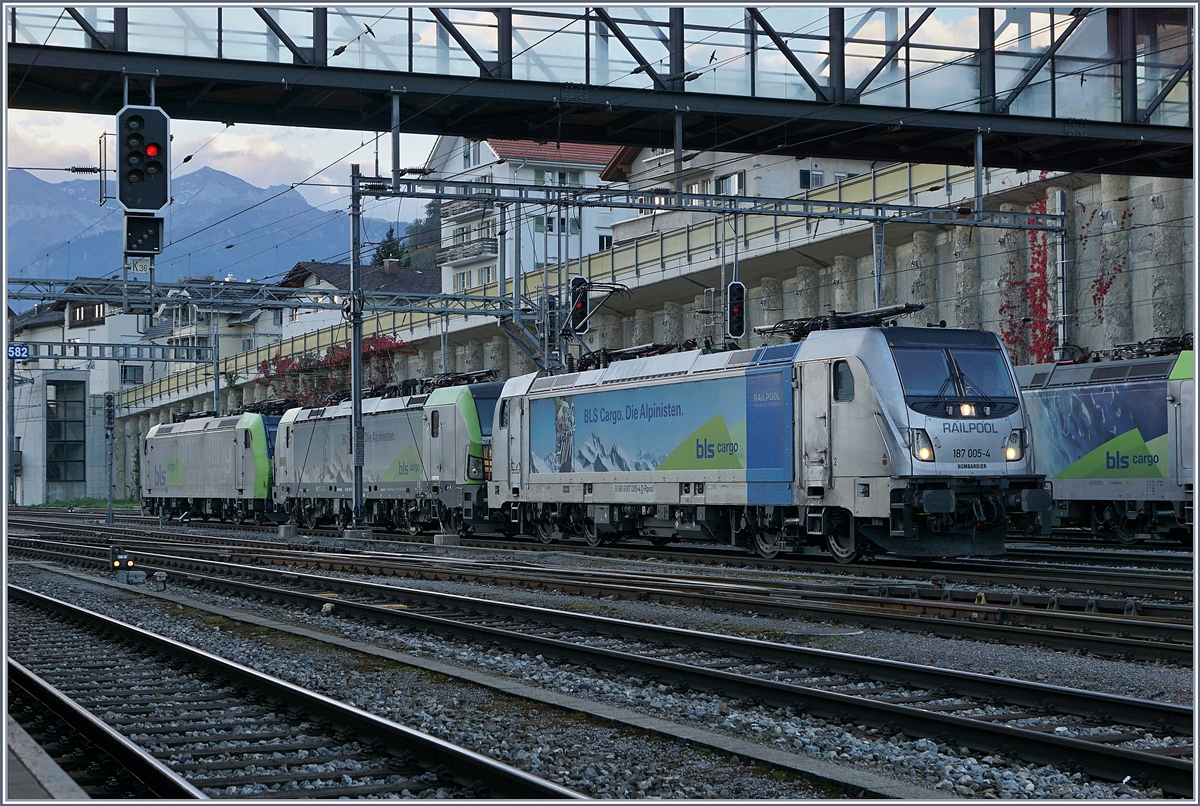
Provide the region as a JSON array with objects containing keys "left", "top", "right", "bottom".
[
  {"left": 489, "top": 306, "right": 1050, "bottom": 561},
  {"left": 272, "top": 377, "right": 503, "bottom": 533},
  {"left": 1016, "top": 340, "right": 1194, "bottom": 544},
  {"left": 141, "top": 411, "right": 280, "bottom": 524}
]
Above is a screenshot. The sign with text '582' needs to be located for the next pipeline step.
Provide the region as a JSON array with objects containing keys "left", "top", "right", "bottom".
[{"left": 7, "top": 344, "right": 31, "bottom": 360}]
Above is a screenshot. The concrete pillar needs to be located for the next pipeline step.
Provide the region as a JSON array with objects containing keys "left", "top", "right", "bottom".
[
  {"left": 760, "top": 276, "right": 783, "bottom": 332},
  {"left": 661, "top": 301, "right": 684, "bottom": 344},
  {"left": 586, "top": 313, "right": 623, "bottom": 352},
  {"left": 1100, "top": 174, "right": 1133, "bottom": 347},
  {"left": 485, "top": 335, "right": 509, "bottom": 375},
  {"left": 461, "top": 340, "right": 484, "bottom": 373},
  {"left": 912, "top": 230, "right": 940, "bottom": 319},
  {"left": 878, "top": 244, "right": 897, "bottom": 307},
  {"left": 795, "top": 265, "right": 821, "bottom": 319},
  {"left": 418, "top": 346, "right": 438, "bottom": 378},
  {"left": 1152, "top": 176, "right": 1185, "bottom": 337},
  {"left": 832, "top": 255, "right": 857, "bottom": 312},
  {"left": 631, "top": 309, "right": 654, "bottom": 346},
  {"left": 113, "top": 423, "right": 127, "bottom": 501},
  {"left": 953, "top": 226, "right": 980, "bottom": 329},
  {"left": 510, "top": 348, "right": 537, "bottom": 377},
  {"left": 996, "top": 202, "right": 1030, "bottom": 364}
]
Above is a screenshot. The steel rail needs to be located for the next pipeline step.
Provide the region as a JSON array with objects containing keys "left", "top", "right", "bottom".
[
  {"left": 54, "top": 565, "right": 1193, "bottom": 796},
  {"left": 7, "top": 586, "right": 586, "bottom": 800},
  {"left": 7, "top": 659, "right": 207, "bottom": 799},
  {"left": 10, "top": 532, "right": 1193, "bottom": 664}
]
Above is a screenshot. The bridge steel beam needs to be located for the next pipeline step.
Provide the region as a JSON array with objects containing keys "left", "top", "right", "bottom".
[{"left": 6, "top": 20, "right": 1192, "bottom": 178}]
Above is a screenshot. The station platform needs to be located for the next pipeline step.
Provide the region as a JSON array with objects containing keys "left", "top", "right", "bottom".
[{"left": 6, "top": 715, "right": 89, "bottom": 799}]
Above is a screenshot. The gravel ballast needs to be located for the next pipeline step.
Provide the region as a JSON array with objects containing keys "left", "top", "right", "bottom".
[{"left": 8, "top": 544, "right": 1192, "bottom": 799}]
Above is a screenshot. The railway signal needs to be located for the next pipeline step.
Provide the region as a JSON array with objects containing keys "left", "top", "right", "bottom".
[
  {"left": 726, "top": 281, "right": 746, "bottom": 339},
  {"left": 117, "top": 106, "right": 170, "bottom": 212},
  {"left": 569, "top": 276, "right": 589, "bottom": 334}
]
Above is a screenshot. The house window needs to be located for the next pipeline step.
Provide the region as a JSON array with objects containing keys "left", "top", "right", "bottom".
[
  {"left": 479, "top": 266, "right": 494, "bottom": 285},
  {"left": 120, "top": 365, "right": 144, "bottom": 385},
  {"left": 462, "top": 143, "right": 471, "bottom": 169},
  {"left": 534, "top": 169, "right": 581, "bottom": 187},
  {"left": 454, "top": 271, "right": 470, "bottom": 292},
  {"left": 568, "top": 216, "right": 580, "bottom": 235},
  {"left": 598, "top": 235, "right": 613, "bottom": 250},
  {"left": 479, "top": 218, "right": 497, "bottom": 239},
  {"left": 536, "top": 215, "right": 567, "bottom": 234},
  {"left": 272, "top": 309, "right": 283, "bottom": 327},
  {"left": 800, "top": 170, "right": 825, "bottom": 189},
  {"left": 716, "top": 171, "right": 745, "bottom": 196},
  {"left": 834, "top": 172, "right": 859, "bottom": 183},
  {"left": 242, "top": 338, "right": 254, "bottom": 352},
  {"left": 290, "top": 308, "right": 301, "bottom": 323},
  {"left": 453, "top": 225, "right": 471, "bottom": 245},
  {"left": 46, "top": 381, "right": 85, "bottom": 482}
]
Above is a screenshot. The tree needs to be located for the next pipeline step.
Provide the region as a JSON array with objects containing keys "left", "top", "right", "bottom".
[
  {"left": 400, "top": 201, "right": 441, "bottom": 271},
  {"left": 371, "top": 226, "right": 404, "bottom": 265}
]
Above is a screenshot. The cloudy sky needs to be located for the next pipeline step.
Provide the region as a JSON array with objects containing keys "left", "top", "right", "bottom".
[{"left": 7, "top": 108, "right": 439, "bottom": 219}]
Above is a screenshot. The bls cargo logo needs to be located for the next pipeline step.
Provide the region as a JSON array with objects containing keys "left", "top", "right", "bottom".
[
  {"left": 1105, "top": 451, "right": 1159, "bottom": 469},
  {"left": 695, "top": 438, "right": 740, "bottom": 458},
  {"left": 151, "top": 459, "right": 183, "bottom": 486}
]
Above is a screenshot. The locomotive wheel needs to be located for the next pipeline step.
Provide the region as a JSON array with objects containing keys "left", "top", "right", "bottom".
[
  {"left": 583, "top": 521, "right": 603, "bottom": 547},
  {"left": 304, "top": 507, "right": 320, "bottom": 530},
  {"left": 535, "top": 521, "right": 556, "bottom": 544},
  {"left": 650, "top": 533, "right": 673, "bottom": 548},
  {"left": 233, "top": 506, "right": 246, "bottom": 526},
  {"left": 1099, "top": 504, "right": 1141, "bottom": 545},
  {"left": 253, "top": 511, "right": 265, "bottom": 527},
  {"left": 752, "top": 530, "right": 781, "bottom": 559},
  {"left": 825, "top": 519, "right": 860, "bottom": 564},
  {"left": 335, "top": 508, "right": 351, "bottom": 531}
]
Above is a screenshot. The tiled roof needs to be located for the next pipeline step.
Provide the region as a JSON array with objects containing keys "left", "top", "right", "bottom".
[
  {"left": 600, "top": 145, "right": 643, "bottom": 183},
  {"left": 283, "top": 261, "right": 441, "bottom": 296},
  {"left": 11, "top": 302, "right": 64, "bottom": 333},
  {"left": 486, "top": 139, "right": 621, "bottom": 166}
]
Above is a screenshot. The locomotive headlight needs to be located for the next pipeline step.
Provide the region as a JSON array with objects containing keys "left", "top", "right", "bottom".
[
  {"left": 910, "top": 429, "right": 935, "bottom": 462},
  {"left": 467, "top": 456, "right": 484, "bottom": 480},
  {"left": 1005, "top": 429, "right": 1026, "bottom": 462},
  {"left": 959, "top": 403, "right": 976, "bottom": 417}
]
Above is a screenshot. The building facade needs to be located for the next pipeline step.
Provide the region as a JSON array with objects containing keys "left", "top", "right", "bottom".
[{"left": 424, "top": 137, "right": 624, "bottom": 294}]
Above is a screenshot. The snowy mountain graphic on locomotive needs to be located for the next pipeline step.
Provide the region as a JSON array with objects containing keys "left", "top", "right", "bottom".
[
  {"left": 1015, "top": 336, "right": 1194, "bottom": 545},
  {"left": 142, "top": 305, "right": 1052, "bottom": 563}
]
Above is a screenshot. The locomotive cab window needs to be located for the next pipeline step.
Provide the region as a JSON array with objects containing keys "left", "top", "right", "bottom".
[
  {"left": 431, "top": 410, "right": 440, "bottom": 437},
  {"left": 833, "top": 361, "right": 854, "bottom": 401},
  {"left": 499, "top": 400, "right": 509, "bottom": 428}
]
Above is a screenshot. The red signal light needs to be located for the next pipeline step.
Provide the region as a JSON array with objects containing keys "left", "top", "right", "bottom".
[{"left": 144, "top": 143, "right": 161, "bottom": 158}]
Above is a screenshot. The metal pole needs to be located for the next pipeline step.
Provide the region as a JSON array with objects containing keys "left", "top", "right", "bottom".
[
  {"left": 720, "top": 214, "right": 727, "bottom": 337},
  {"left": 1054, "top": 189, "right": 1070, "bottom": 352},
  {"left": 211, "top": 310, "right": 220, "bottom": 415},
  {"left": 498, "top": 203, "right": 507, "bottom": 299},
  {"left": 512, "top": 203, "right": 522, "bottom": 324},
  {"left": 975, "top": 129, "right": 984, "bottom": 217},
  {"left": 349, "top": 164, "right": 365, "bottom": 528},
  {"left": 391, "top": 91, "right": 401, "bottom": 189},
  {"left": 106, "top": 417, "right": 114, "bottom": 524},
  {"left": 8, "top": 357, "right": 15, "bottom": 506},
  {"left": 673, "top": 110, "right": 684, "bottom": 202}
]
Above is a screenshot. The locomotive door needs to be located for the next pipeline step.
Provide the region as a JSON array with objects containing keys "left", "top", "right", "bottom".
[
  {"left": 235, "top": 428, "right": 247, "bottom": 496},
  {"left": 800, "top": 361, "right": 831, "bottom": 494}
]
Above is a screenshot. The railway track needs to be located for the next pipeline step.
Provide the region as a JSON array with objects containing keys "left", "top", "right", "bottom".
[
  {"left": 9, "top": 514, "right": 1194, "bottom": 602},
  {"left": 6, "top": 586, "right": 582, "bottom": 800},
  {"left": 11, "top": 561, "right": 1194, "bottom": 797},
  {"left": 9, "top": 527, "right": 1193, "bottom": 665}
]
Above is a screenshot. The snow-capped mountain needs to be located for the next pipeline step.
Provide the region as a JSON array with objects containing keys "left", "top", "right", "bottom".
[
  {"left": 574, "top": 432, "right": 663, "bottom": 473},
  {"left": 6, "top": 168, "right": 399, "bottom": 292}
]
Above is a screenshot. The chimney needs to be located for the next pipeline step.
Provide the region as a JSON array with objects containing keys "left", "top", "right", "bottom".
[{"left": 383, "top": 258, "right": 400, "bottom": 275}]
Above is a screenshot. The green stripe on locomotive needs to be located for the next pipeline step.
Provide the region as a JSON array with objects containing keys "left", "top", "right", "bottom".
[
  {"left": 425, "top": 384, "right": 485, "bottom": 484},
  {"left": 1168, "top": 350, "right": 1194, "bottom": 381},
  {"left": 237, "top": 412, "right": 272, "bottom": 499}
]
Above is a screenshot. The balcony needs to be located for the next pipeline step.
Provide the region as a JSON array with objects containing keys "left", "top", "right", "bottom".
[
  {"left": 437, "top": 237, "right": 498, "bottom": 267},
  {"left": 442, "top": 196, "right": 493, "bottom": 222}
]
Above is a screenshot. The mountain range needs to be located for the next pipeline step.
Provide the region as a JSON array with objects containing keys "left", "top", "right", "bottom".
[{"left": 6, "top": 167, "right": 403, "bottom": 297}]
